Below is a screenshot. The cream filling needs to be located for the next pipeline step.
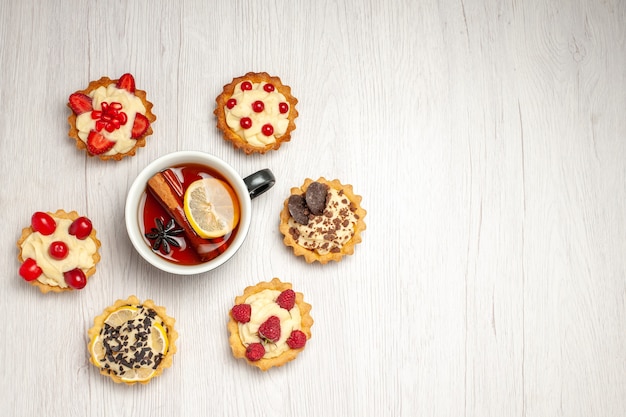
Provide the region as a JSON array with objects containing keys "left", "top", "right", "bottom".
[
  {"left": 20, "top": 218, "right": 97, "bottom": 288},
  {"left": 238, "top": 289, "right": 302, "bottom": 359},
  {"left": 225, "top": 81, "right": 289, "bottom": 147},
  {"left": 94, "top": 306, "right": 166, "bottom": 378},
  {"left": 288, "top": 188, "right": 358, "bottom": 255},
  {"left": 75, "top": 84, "right": 146, "bottom": 155}
]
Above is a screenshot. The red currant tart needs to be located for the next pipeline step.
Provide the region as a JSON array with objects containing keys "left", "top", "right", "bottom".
[
  {"left": 67, "top": 73, "right": 156, "bottom": 161},
  {"left": 228, "top": 278, "right": 313, "bottom": 371},
  {"left": 17, "top": 209, "right": 101, "bottom": 293},
  {"left": 215, "top": 72, "right": 298, "bottom": 155}
]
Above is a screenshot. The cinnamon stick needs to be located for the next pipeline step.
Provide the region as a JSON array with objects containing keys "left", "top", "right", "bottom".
[{"left": 147, "top": 170, "right": 221, "bottom": 262}]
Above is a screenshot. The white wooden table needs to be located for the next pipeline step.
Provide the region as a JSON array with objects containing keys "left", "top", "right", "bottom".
[{"left": 1, "top": 0, "right": 624, "bottom": 416}]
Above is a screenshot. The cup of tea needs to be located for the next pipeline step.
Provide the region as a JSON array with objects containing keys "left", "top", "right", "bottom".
[{"left": 125, "top": 151, "right": 275, "bottom": 275}]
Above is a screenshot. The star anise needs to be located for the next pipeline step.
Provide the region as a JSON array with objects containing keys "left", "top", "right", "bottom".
[{"left": 145, "top": 218, "right": 184, "bottom": 254}]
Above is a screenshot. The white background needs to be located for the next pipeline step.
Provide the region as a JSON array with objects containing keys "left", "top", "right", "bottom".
[{"left": 0, "top": 0, "right": 625, "bottom": 416}]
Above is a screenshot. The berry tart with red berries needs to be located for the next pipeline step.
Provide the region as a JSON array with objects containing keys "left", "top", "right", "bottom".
[
  {"left": 17, "top": 210, "right": 101, "bottom": 293},
  {"left": 215, "top": 72, "right": 298, "bottom": 154},
  {"left": 279, "top": 177, "right": 367, "bottom": 264},
  {"left": 67, "top": 73, "right": 156, "bottom": 160},
  {"left": 228, "top": 278, "right": 313, "bottom": 370}
]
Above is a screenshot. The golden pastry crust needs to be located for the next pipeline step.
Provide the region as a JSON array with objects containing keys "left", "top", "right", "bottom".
[
  {"left": 228, "top": 278, "right": 313, "bottom": 371},
  {"left": 279, "top": 177, "right": 367, "bottom": 264},
  {"left": 87, "top": 295, "right": 178, "bottom": 385},
  {"left": 67, "top": 75, "right": 156, "bottom": 161},
  {"left": 17, "top": 209, "right": 101, "bottom": 293},
  {"left": 215, "top": 72, "right": 298, "bottom": 154}
]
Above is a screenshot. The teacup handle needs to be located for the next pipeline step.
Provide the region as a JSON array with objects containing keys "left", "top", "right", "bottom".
[{"left": 243, "top": 169, "right": 275, "bottom": 199}]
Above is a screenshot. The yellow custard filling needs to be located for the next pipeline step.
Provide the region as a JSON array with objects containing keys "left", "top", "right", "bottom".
[
  {"left": 20, "top": 218, "right": 97, "bottom": 288},
  {"left": 238, "top": 289, "right": 302, "bottom": 358}
]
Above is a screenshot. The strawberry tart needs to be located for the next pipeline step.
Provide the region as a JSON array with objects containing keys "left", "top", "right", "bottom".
[
  {"left": 279, "top": 177, "right": 367, "bottom": 264},
  {"left": 67, "top": 73, "right": 156, "bottom": 160},
  {"left": 228, "top": 278, "right": 313, "bottom": 370},
  {"left": 17, "top": 209, "right": 101, "bottom": 293},
  {"left": 215, "top": 72, "right": 298, "bottom": 154}
]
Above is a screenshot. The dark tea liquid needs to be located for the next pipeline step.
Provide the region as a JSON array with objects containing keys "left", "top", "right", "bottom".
[{"left": 139, "top": 163, "right": 240, "bottom": 265}]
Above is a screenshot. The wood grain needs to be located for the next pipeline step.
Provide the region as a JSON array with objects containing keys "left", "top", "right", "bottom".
[{"left": 0, "top": 0, "right": 624, "bottom": 416}]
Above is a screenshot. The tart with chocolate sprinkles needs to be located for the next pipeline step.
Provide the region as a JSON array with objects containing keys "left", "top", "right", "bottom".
[
  {"left": 228, "top": 278, "right": 313, "bottom": 371},
  {"left": 215, "top": 72, "right": 298, "bottom": 154},
  {"left": 87, "top": 296, "right": 177, "bottom": 385},
  {"left": 279, "top": 177, "right": 366, "bottom": 264}
]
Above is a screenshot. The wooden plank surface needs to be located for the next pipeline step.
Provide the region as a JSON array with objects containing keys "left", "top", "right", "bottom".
[{"left": 0, "top": 0, "right": 624, "bottom": 416}]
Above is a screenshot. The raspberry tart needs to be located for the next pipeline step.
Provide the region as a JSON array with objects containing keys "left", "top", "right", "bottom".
[
  {"left": 17, "top": 209, "right": 101, "bottom": 293},
  {"left": 228, "top": 278, "right": 313, "bottom": 371},
  {"left": 215, "top": 72, "right": 298, "bottom": 154},
  {"left": 279, "top": 177, "right": 367, "bottom": 264},
  {"left": 67, "top": 73, "right": 156, "bottom": 160},
  {"left": 87, "top": 295, "right": 178, "bottom": 385}
]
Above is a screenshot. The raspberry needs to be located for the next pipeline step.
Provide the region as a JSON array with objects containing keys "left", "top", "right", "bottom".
[
  {"left": 245, "top": 343, "right": 265, "bottom": 361},
  {"left": 231, "top": 303, "right": 251, "bottom": 323},
  {"left": 276, "top": 289, "right": 295, "bottom": 310},
  {"left": 258, "top": 316, "right": 281, "bottom": 343},
  {"left": 286, "top": 330, "right": 307, "bottom": 349}
]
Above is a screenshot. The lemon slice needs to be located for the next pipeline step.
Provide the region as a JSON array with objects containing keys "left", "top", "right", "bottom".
[
  {"left": 104, "top": 305, "right": 138, "bottom": 327},
  {"left": 121, "top": 366, "right": 156, "bottom": 383},
  {"left": 89, "top": 337, "right": 105, "bottom": 368},
  {"left": 183, "top": 178, "right": 240, "bottom": 239},
  {"left": 152, "top": 322, "right": 169, "bottom": 355}
]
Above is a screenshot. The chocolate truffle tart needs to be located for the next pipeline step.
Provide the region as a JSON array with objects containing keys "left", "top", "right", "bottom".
[
  {"left": 67, "top": 73, "right": 156, "bottom": 161},
  {"left": 17, "top": 209, "right": 101, "bottom": 293},
  {"left": 215, "top": 72, "right": 298, "bottom": 154},
  {"left": 279, "top": 177, "right": 366, "bottom": 264},
  {"left": 87, "top": 295, "right": 178, "bottom": 385},
  {"left": 228, "top": 278, "right": 313, "bottom": 371}
]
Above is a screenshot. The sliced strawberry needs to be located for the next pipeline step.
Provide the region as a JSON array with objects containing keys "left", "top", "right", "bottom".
[
  {"left": 68, "top": 93, "right": 93, "bottom": 115},
  {"left": 116, "top": 73, "right": 136, "bottom": 93},
  {"left": 131, "top": 113, "right": 150, "bottom": 138},
  {"left": 86, "top": 130, "right": 115, "bottom": 155}
]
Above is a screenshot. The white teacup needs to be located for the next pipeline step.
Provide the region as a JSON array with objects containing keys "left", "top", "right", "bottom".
[{"left": 125, "top": 151, "right": 274, "bottom": 275}]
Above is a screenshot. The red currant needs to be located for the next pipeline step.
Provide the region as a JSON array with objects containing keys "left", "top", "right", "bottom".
[
  {"left": 31, "top": 212, "right": 56, "bottom": 235},
  {"left": 68, "top": 216, "right": 93, "bottom": 240},
  {"left": 226, "top": 98, "right": 237, "bottom": 109},
  {"left": 19, "top": 258, "right": 42, "bottom": 281},
  {"left": 251, "top": 100, "right": 265, "bottom": 113},
  {"left": 48, "top": 241, "right": 69, "bottom": 260},
  {"left": 263, "top": 83, "right": 275, "bottom": 92},
  {"left": 64, "top": 268, "right": 87, "bottom": 290},
  {"left": 262, "top": 123, "right": 274, "bottom": 136},
  {"left": 279, "top": 102, "right": 289, "bottom": 114},
  {"left": 241, "top": 81, "right": 253, "bottom": 91},
  {"left": 240, "top": 117, "right": 252, "bottom": 129}
]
